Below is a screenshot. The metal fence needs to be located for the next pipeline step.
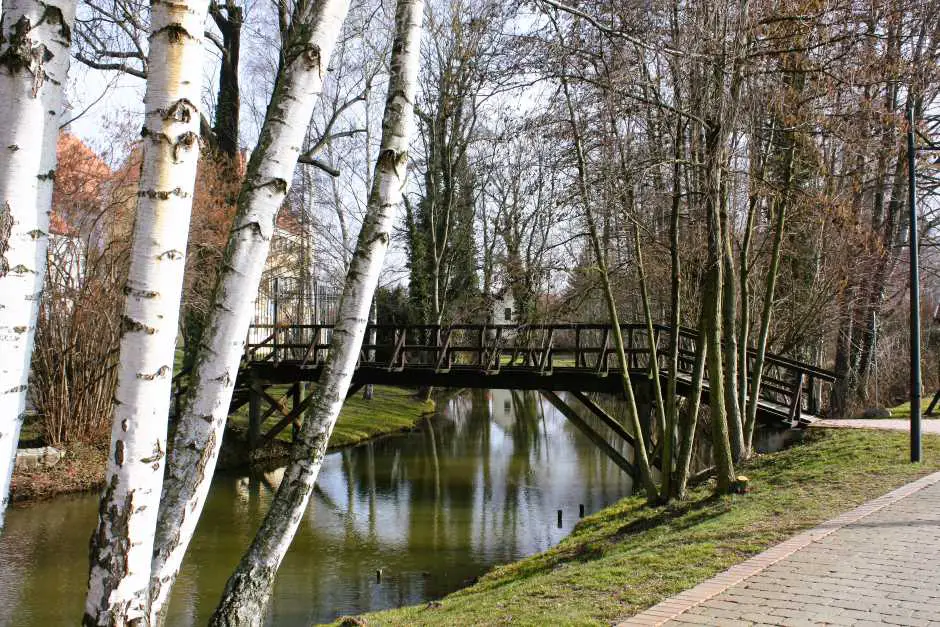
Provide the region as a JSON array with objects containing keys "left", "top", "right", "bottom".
[{"left": 248, "top": 277, "right": 340, "bottom": 359}]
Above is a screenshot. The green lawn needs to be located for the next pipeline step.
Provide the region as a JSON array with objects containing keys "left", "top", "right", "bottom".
[
  {"left": 330, "top": 386, "right": 436, "bottom": 449},
  {"left": 342, "top": 429, "right": 940, "bottom": 626},
  {"left": 883, "top": 398, "right": 937, "bottom": 420}
]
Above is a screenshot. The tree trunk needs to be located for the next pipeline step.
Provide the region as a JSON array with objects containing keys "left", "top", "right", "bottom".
[
  {"left": 673, "top": 306, "right": 708, "bottom": 499},
  {"left": 84, "top": 0, "right": 209, "bottom": 622},
  {"left": 555, "top": 71, "right": 658, "bottom": 501},
  {"left": 147, "top": 1, "right": 351, "bottom": 621},
  {"left": 744, "top": 165, "right": 789, "bottom": 449},
  {"left": 0, "top": 0, "right": 75, "bottom": 529},
  {"left": 633, "top": 224, "right": 666, "bottom": 453},
  {"left": 721, "top": 191, "right": 745, "bottom": 462},
  {"left": 662, "top": 116, "right": 684, "bottom": 501},
  {"left": 211, "top": 0, "right": 242, "bottom": 158},
  {"left": 737, "top": 194, "right": 758, "bottom": 434},
  {"left": 702, "top": 124, "right": 736, "bottom": 494},
  {"left": 208, "top": 1, "right": 422, "bottom": 622}
]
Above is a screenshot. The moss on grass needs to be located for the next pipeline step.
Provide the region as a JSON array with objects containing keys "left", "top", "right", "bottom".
[{"left": 346, "top": 428, "right": 940, "bottom": 626}]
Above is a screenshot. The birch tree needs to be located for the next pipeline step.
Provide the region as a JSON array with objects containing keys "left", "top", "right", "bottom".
[
  {"left": 148, "top": 0, "right": 352, "bottom": 620},
  {"left": 82, "top": 0, "right": 211, "bottom": 621},
  {"left": 209, "top": 0, "right": 423, "bottom": 620},
  {"left": 0, "top": 0, "right": 76, "bottom": 529}
]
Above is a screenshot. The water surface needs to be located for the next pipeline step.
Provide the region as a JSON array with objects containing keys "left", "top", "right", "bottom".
[{"left": 0, "top": 390, "right": 636, "bottom": 625}]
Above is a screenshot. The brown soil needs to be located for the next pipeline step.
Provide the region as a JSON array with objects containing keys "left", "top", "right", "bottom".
[{"left": 9, "top": 442, "right": 107, "bottom": 503}]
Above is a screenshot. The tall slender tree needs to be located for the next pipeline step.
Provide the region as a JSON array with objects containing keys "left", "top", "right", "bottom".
[
  {"left": 83, "top": 0, "right": 211, "bottom": 621},
  {"left": 0, "top": 0, "right": 76, "bottom": 530},
  {"left": 148, "top": 0, "right": 352, "bottom": 620},
  {"left": 209, "top": 0, "right": 424, "bottom": 620}
]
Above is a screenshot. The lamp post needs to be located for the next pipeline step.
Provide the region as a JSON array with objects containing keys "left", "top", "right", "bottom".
[
  {"left": 907, "top": 106, "right": 940, "bottom": 462},
  {"left": 907, "top": 104, "right": 922, "bottom": 463}
]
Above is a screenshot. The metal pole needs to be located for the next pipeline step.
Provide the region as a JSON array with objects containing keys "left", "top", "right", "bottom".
[{"left": 907, "top": 104, "right": 922, "bottom": 463}]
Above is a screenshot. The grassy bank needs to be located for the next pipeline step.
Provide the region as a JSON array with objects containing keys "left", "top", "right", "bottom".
[
  {"left": 225, "top": 385, "right": 434, "bottom": 452},
  {"left": 12, "top": 385, "right": 434, "bottom": 504},
  {"left": 346, "top": 428, "right": 940, "bottom": 626},
  {"left": 870, "top": 398, "right": 937, "bottom": 420}
]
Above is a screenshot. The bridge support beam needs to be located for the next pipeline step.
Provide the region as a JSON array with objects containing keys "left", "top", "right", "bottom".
[
  {"left": 568, "top": 390, "right": 635, "bottom": 447},
  {"left": 540, "top": 390, "right": 636, "bottom": 479}
]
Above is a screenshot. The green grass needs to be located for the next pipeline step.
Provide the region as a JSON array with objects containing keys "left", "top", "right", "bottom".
[
  {"left": 329, "top": 386, "right": 435, "bottom": 449},
  {"left": 229, "top": 385, "right": 434, "bottom": 451},
  {"left": 342, "top": 429, "right": 940, "bottom": 626},
  {"left": 883, "top": 398, "right": 937, "bottom": 420}
]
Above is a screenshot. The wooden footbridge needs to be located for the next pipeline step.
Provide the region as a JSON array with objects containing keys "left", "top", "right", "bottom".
[{"left": 173, "top": 323, "right": 835, "bottom": 476}]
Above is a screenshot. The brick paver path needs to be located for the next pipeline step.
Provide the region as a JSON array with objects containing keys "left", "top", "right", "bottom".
[{"left": 620, "top": 471, "right": 940, "bottom": 626}]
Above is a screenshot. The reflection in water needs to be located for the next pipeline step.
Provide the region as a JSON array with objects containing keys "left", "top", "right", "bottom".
[{"left": 0, "top": 390, "right": 635, "bottom": 626}]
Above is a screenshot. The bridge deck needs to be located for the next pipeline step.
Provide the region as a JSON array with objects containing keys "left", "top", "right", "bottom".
[
  {"left": 171, "top": 323, "right": 835, "bottom": 460},
  {"left": 243, "top": 323, "right": 831, "bottom": 416}
]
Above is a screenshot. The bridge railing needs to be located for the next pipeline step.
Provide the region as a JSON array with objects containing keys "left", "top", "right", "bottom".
[{"left": 245, "top": 323, "right": 836, "bottom": 418}]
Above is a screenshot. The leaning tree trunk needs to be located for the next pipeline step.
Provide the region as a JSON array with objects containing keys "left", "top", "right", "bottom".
[
  {"left": 83, "top": 0, "right": 210, "bottom": 622},
  {"left": 744, "top": 145, "right": 791, "bottom": 449},
  {"left": 208, "top": 1, "right": 422, "bottom": 622},
  {"left": 0, "top": 0, "right": 75, "bottom": 530},
  {"left": 673, "top": 307, "right": 708, "bottom": 500},
  {"left": 558, "top": 75, "right": 658, "bottom": 500},
  {"left": 147, "top": 1, "right": 351, "bottom": 621}
]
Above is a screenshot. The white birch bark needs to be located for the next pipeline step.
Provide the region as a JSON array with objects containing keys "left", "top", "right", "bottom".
[
  {"left": 83, "top": 0, "right": 209, "bottom": 622},
  {"left": 0, "top": 0, "right": 75, "bottom": 530},
  {"left": 208, "top": 0, "right": 423, "bottom": 622},
  {"left": 147, "top": 1, "right": 351, "bottom": 621}
]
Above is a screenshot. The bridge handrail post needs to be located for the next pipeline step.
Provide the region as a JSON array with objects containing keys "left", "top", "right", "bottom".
[
  {"left": 788, "top": 370, "right": 806, "bottom": 423},
  {"left": 574, "top": 325, "right": 581, "bottom": 368},
  {"left": 272, "top": 277, "right": 280, "bottom": 365},
  {"left": 807, "top": 373, "right": 818, "bottom": 415}
]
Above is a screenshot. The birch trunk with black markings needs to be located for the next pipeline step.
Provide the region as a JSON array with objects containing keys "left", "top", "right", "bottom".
[
  {"left": 207, "top": 0, "right": 422, "bottom": 622},
  {"left": 83, "top": 0, "right": 209, "bottom": 622},
  {"left": 147, "top": 2, "right": 351, "bottom": 621},
  {"left": 0, "top": 0, "right": 75, "bottom": 530}
]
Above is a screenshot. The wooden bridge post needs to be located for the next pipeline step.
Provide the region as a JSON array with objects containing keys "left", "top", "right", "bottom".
[
  {"left": 807, "top": 374, "right": 818, "bottom": 416},
  {"left": 574, "top": 325, "right": 582, "bottom": 368},
  {"left": 291, "top": 381, "right": 302, "bottom": 442},
  {"left": 272, "top": 277, "right": 280, "bottom": 364},
  {"left": 248, "top": 371, "right": 262, "bottom": 455},
  {"left": 788, "top": 371, "right": 806, "bottom": 424}
]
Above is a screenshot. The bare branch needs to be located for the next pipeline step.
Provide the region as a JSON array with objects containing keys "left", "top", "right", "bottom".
[{"left": 297, "top": 155, "right": 341, "bottom": 177}]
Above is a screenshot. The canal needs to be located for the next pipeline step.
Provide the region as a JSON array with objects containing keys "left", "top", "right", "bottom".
[{"left": 0, "top": 389, "right": 640, "bottom": 625}]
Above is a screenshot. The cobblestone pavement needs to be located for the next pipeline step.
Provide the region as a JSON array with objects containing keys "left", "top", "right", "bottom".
[
  {"left": 620, "top": 471, "right": 940, "bottom": 627},
  {"left": 812, "top": 419, "right": 940, "bottom": 434}
]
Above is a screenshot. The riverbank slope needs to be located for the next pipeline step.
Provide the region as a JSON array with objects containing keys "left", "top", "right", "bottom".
[
  {"left": 346, "top": 428, "right": 940, "bottom": 626},
  {"left": 10, "top": 386, "right": 433, "bottom": 503}
]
